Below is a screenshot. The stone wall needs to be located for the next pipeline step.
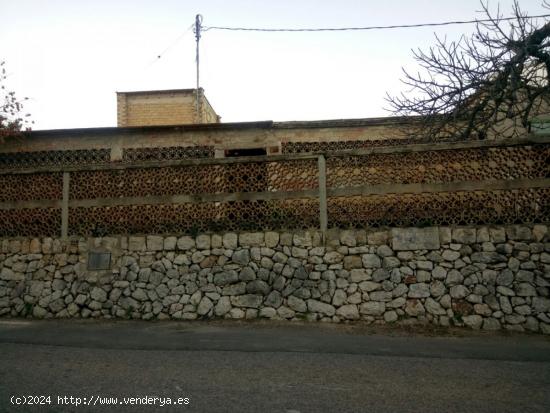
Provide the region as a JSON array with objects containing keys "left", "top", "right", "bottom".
[{"left": 1, "top": 225, "right": 549, "bottom": 334}]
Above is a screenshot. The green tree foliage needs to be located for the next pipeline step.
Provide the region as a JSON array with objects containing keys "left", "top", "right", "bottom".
[{"left": 1, "top": 60, "right": 32, "bottom": 142}]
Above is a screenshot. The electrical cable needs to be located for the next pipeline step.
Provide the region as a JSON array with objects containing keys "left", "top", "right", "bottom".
[
  {"left": 202, "top": 13, "right": 550, "bottom": 32},
  {"left": 150, "top": 23, "right": 195, "bottom": 64}
]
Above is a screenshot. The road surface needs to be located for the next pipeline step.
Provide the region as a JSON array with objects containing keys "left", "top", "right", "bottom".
[{"left": 0, "top": 319, "right": 549, "bottom": 413}]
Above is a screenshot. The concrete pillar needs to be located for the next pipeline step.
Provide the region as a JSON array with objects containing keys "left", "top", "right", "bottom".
[
  {"left": 317, "top": 155, "right": 328, "bottom": 242},
  {"left": 110, "top": 136, "right": 123, "bottom": 162},
  {"left": 61, "top": 172, "right": 70, "bottom": 239}
]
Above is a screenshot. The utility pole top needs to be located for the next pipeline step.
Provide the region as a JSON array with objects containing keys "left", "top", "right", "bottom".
[
  {"left": 195, "top": 14, "right": 202, "bottom": 42},
  {"left": 194, "top": 14, "right": 203, "bottom": 123}
]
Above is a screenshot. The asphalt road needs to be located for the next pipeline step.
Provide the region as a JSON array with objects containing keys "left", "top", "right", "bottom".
[{"left": 0, "top": 319, "right": 549, "bottom": 413}]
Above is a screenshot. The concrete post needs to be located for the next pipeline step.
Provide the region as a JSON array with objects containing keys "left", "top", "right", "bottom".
[
  {"left": 317, "top": 155, "right": 328, "bottom": 242},
  {"left": 61, "top": 172, "right": 70, "bottom": 239}
]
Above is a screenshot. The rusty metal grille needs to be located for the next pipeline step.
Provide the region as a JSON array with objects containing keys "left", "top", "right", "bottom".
[
  {"left": 0, "top": 138, "right": 547, "bottom": 237},
  {"left": 328, "top": 188, "right": 549, "bottom": 228},
  {"left": 282, "top": 138, "right": 426, "bottom": 153},
  {"left": 0, "top": 173, "right": 63, "bottom": 202},
  {"left": 69, "top": 159, "right": 318, "bottom": 199},
  {"left": 0, "top": 149, "right": 110, "bottom": 169},
  {"left": 68, "top": 199, "right": 319, "bottom": 236},
  {"left": 326, "top": 145, "right": 549, "bottom": 188},
  {"left": 122, "top": 145, "right": 215, "bottom": 162},
  {"left": 0, "top": 208, "right": 61, "bottom": 237}
]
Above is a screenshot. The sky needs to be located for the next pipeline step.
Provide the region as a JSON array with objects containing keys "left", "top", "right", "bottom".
[{"left": 1, "top": 0, "right": 548, "bottom": 130}]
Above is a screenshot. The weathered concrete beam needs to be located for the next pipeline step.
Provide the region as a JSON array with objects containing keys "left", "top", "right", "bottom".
[{"left": 1, "top": 136, "right": 547, "bottom": 175}]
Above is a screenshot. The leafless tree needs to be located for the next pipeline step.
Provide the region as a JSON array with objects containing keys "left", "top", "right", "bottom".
[
  {"left": 386, "top": 1, "right": 550, "bottom": 141},
  {"left": 1, "top": 60, "right": 32, "bottom": 142}
]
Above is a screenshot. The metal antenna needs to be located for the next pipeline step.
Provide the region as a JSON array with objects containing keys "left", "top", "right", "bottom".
[{"left": 194, "top": 14, "right": 203, "bottom": 123}]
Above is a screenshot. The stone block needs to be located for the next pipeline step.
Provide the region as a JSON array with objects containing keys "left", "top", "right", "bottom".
[
  {"left": 128, "top": 236, "right": 146, "bottom": 251},
  {"left": 221, "top": 233, "right": 238, "bottom": 249},
  {"left": 259, "top": 307, "right": 276, "bottom": 319},
  {"left": 376, "top": 245, "right": 393, "bottom": 257},
  {"left": 532, "top": 297, "right": 550, "bottom": 313},
  {"left": 222, "top": 283, "right": 247, "bottom": 296},
  {"left": 505, "top": 225, "right": 532, "bottom": 241},
  {"left": 246, "top": 280, "right": 270, "bottom": 295},
  {"left": 404, "top": 299, "right": 425, "bottom": 316},
  {"left": 391, "top": 227, "right": 440, "bottom": 251},
  {"left": 196, "top": 235, "right": 211, "bottom": 250},
  {"left": 463, "top": 315, "right": 483, "bottom": 329},
  {"left": 146, "top": 236, "right": 164, "bottom": 251},
  {"left": 482, "top": 318, "right": 501, "bottom": 330},
  {"left": 197, "top": 297, "right": 213, "bottom": 316},
  {"left": 177, "top": 236, "right": 195, "bottom": 251},
  {"left": 359, "top": 281, "right": 381, "bottom": 292},
  {"left": 442, "top": 250, "right": 460, "bottom": 261},
  {"left": 452, "top": 228, "right": 476, "bottom": 244},
  {"left": 307, "top": 299, "right": 335, "bottom": 316},
  {"left": 489, "top": 227, "right": 506, "bottom": 243},
  {"left": 532, "top": 225, "right": 548, "bottom": 242},
  {"left": 324, "top": 251, "right": 343, "bottom": 264},
  {"left": 163, "top": 237, "right": 177, "bottom": 250},
  {"left": 293, "top": 232, "right": 313, "bottom": 247},
  {"left": 384, "top": 310, "right": 398, "bottom": 323},
  {"left": 450, "top": 285, "right": 469, "bottom": 299},
  {"left": 231, "top": 294, "right": 263, "bottom": 309},
  {"left": 439, "top": 227, "right": 452, "bottom": 244},
  {"left": 425, "top": 297, "right": 446, "bottom": 315},
  {"left": 362, "top": 254, "right": 381, "bottom": 268},
  {"left": 372, "top": 268, "right": 390, "bottom": 282},
  {"left": 265, "top": 232, "right": 280, "bottom": 248},
  {"left": 232, "top": 250, "right": 250, "bottom": 265},
  {"left": 383, "top": 256, "right": 400, "bottom": 269},
  {"left": 264, "top": 291, "right": 282, "bottom": 308},
  {"left": 360, "top": 301, "right": 385, "bottom": 316},
  {"left": 288, "top": 296, "right": 307, "bottom": 312},
  {"left": 239, "top": 233, "right": 264, "bottom": 247},
  {"left": 336, "top": 304, "right": 359, "bottom": 320},
  {"left": 29, "top": 238, "right": 41, "bottom": 254},
  {"left": 339, "top": 230, "right": 357, "bottom": 247},
  {"left": 0, "top": 268, "right": 22, "bottom": 281},
  {"left": 367, "top": 231, "right": 389, "bottom": 245},
  {"left": 277, "top": 306, "right": 295, "bottom": 319},
  {"left": 408, "top": 283, "right": 430, "bottom": 298},
  {"left": 343, "top": 255, "right": 362, "bottom": 270}
]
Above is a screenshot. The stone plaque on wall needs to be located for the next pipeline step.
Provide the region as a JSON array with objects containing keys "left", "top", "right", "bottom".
[{"left": 88, "top": 252, "right": 111, "bottom": 270}]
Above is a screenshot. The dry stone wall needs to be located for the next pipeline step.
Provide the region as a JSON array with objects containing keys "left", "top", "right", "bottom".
[{"left": 1, "top": 225, "right": 549, "bottom": 334}]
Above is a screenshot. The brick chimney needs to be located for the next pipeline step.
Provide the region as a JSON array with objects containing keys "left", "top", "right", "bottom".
[{"left": 116, "top": 88, "right": 220, "bottom": 127}]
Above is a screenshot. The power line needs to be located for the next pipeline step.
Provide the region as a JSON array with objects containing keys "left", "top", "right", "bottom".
[
  {"left": 151, "top": 23, "right": 194, "bottom": 64},
  {"left": 203, "top": 13, "right": 550, "bottom": 32}
]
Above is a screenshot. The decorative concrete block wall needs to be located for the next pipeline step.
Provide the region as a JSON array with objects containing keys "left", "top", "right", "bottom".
[{"left": 0, "top": 225, "right": 549, "bottom": 334}]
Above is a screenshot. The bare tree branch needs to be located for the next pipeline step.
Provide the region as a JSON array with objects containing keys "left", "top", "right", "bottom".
[{"left": 386, "top": 0, "right": 550, "bottom": 141}]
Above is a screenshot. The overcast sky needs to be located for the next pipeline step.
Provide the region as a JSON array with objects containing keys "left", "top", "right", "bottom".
[{"left": 1, "top": 0, "right": 548, "bottom": 130}]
